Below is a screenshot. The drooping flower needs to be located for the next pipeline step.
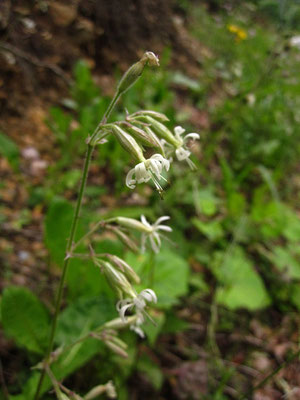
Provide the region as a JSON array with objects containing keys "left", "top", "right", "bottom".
[
  {"left": 126, "top": 154, "right": 170, "bottom": 193},
  {"left": 140, "top": 215, "right": 172, "bottom": 253},
  {"left": 173, "top": 126, "right": 200, "bottom": 170},
  {"left": 116, "top": 289, "right": 157, "bottom": 337}
]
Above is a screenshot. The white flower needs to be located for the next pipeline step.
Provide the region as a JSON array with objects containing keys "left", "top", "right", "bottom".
[
  {"left": 116, "top": 289, "right": 157, "bottom": 337},
  {"left": 126, "top": 154, "right": 170, "bottom": 192},
  {"left": 130, "top": 313, "right": 146, "bottom": 338},
  {"left": 140, "top": 215, "right": 172, "bottom": 253},
  {"left": 174, "top": 126, "right": 200, "bottom": 170},
  {"left": 290, "top": 35, "right": 300, "bottom": 49}
]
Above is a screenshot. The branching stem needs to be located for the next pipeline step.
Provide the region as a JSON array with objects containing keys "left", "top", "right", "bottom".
[{"left": 34, "top": 89, "right": 121, "bottom": 400}]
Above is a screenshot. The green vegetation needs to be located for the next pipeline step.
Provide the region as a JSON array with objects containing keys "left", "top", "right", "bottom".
[{"left": 1, "top": 2, "right": 300, "bottom": 399}]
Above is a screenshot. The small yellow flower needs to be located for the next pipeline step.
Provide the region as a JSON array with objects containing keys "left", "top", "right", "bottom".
[{"left": 227, "top": 24, "right": 247, "bottom": 41}]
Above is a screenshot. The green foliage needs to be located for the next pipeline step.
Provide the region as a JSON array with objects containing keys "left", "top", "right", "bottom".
[
  {"left": 212, "top": 247, "right": 271, "bottom": 310},
  {"left": 1, "top": 286, "right": 50, "bottom": 354},
  {"left": 0, "top": 132, "right": 19, "bottom": 170},
  {"left": 44, "top": 197, "right": 76, "bottom": 265}
]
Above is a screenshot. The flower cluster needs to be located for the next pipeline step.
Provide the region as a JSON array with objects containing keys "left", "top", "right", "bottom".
[{"left": 97, "top": 110, "right": 200, "bottom": 194}]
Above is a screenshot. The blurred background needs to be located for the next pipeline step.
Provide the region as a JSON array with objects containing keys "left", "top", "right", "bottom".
[{"left": 1, "top": 0, "right": 300, "bottom": 399}]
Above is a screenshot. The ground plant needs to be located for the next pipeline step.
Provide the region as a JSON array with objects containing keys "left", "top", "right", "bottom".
[{"left": 1, "top": 2, "right": 300, "bottom": 399}]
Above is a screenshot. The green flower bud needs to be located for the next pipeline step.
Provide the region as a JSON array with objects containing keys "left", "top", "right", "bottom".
[
  {"left": 106, "top": 254, "right": 140, "bottom": 284},
  {"left": 129, "top": 110, "right": 169, "bottom": 122},
  {"left": 99, "top": 261, "right": 135, "bottom": 297},
  {"left": 135, "top": 115, "right": 179, "bottom": 147},
  {"left": 102, "top": 315, "right": 137, "bottom": 330},
  {"left": 105, "top": 340, "right": 128, "bottom": 358},
  {"left": 112, "top": 216, "right": 152, "bottom": 233},
  {"left": 121, "top": 122, "right": 163, "bottom": 153},
  {"left": 111, "top": 125, "right": 144, "bottom": 162},
  {"left": 109, "top": 226, "right": 139, "bottom": 253},
  {"left": 117, "top": 51, "right": 159, "bottom": 95}
]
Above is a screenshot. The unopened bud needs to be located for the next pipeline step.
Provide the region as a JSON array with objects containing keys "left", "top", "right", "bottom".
[
  {"left": 112, "top": 216, "right": 152, "bottom": 233},
  {"left": 103, "top": 315, "right": 138, "bottom": 330},
  {"left": 129, "top": 110, "right": 169, "bottom": 122},
  {"left": 100, "top": 261, "right": 135, "bottom": 297},
  {"left": 105, "top": 381, "right": 117, "bottom": 399},
  {"left": 117, "top": 51, "right": 159, "bottom": 95},
  {"left": 84, "top": 381, "right": 117, "bottom": 400},
  {"left": 144, "top": 126, "right": 165, "bottom": 155},
  {"left": 121, "top": 122, "right": 160, "bottom": 150},
  {"left": 105, "top": 340, "right": 128, "bottom": 358},
  {"left": 136, "top": 115, "right": 179, "bottom": 147},
  {"left": 109, "top": 226, "right": 139, "bottom": 253},
  {"left": 111, "top": 125, "right": 144, "bottom": 162},
  {"left": 106, "top": 254, "right": 140, "bottom": 284}
]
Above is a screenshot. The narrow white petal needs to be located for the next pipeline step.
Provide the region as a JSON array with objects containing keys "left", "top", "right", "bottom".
[
  {"left": 156, "top": 225, "right": 172, "bottom": 232},
  {"left": 149, "top": 233, "right": 160, "bottom": 253},
  {"left": 141, "top": 215, "right": 151, "bottom": 228},
  {"left": 184, "top": 133, "right": 200, "bottom": 142},
  {"left": 154, "top": 216, "right": 170, "bottom": 225},
  {"left": 141, "top": 289, "right": 157, "bottom": 303},
  {"left": 130, "top": 325, "right": 145, "bottom": 338},
  {"left": 119, "top": 303, "right": 133, "bottom": 321},
  {"left": 135, "top": 163, "right": 148, "bottom": 183},
  {"left": 126, "top": 168, "right": 136, "bottom": 189},
  {"left": 149, "top": 159, "right": 161, "bottom": 177},
  {"left": 174, "top": 126, "right": 185, "bottom": 136},
  {"left": 116, "top": 298, "right": 131, "bottom": 311},
  {"left": 153, "top": 231, "right": 161, "bottom": 248}
]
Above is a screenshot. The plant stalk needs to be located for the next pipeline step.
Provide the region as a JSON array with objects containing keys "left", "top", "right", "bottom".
[
  {"left": 34, "top": 93, "right": 121, "bottom": 399},
  {"left": 34, "top": 144, "right": 94, "bottom": 399}
]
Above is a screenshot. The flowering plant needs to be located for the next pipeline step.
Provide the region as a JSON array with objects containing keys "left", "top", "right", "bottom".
[{"left": 33, "top": 52, "right": 199, "bottom": 400}]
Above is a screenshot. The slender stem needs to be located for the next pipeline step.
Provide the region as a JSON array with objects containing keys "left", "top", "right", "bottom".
[
  {"left": 34, "top": 85, "right": 123, "bottom": 399},
  {"left": 34, "top": 145, "right": 94, "bottom": 399},
  {"left": 72, "top": 220, "right": 103, "bottom": 251}
]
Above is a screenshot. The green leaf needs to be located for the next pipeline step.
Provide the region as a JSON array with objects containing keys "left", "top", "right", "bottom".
[
  {"left": 269, "top": 246, "right": 300, "bottom": 279},
  {"left": 126, "top": 249, "right": 190, "bottom": 308},
  {"left": 45, "top": 197, "right": 82, "bottom": 265},
  {"left": 56, "top": 295, "right": 115, "bottom": 345},
  {"left": 212, "top": 247, "right": 271, "bottom": 310},
  {"left": 194, "top": 188, "right": 219, "bottom": 216},
  {"left": 162, "top": 312, "right": 190, "bottom": 334},
  {"left": 0, "top": 132, "right": 19, "bottom": 170},
  {"left": 1, "top": 286, "right": 49, "bottom": 354},
  {"left": 137, "top": 354, "right": 164, "bottom": 390},
  {"left": 152, "top": 249, "right": 190, "bottom": 308},
  {"left": 13, "top": 295, "right": 115, "bottom": 400},
  {"left": 192, "top": 218, "right": 224, "bottom": 241}
]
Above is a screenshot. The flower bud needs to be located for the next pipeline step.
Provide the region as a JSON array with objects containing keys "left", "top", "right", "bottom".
[
  {"left": 106, "top": 254, "right": 140, "bottom": 284},
  {"left": 117, "top": 51, "right": 159, "bottom": 95},
  {"left": 103, "top": 315, "right": 138, "bottom": 330},
  {"left": 121, "top": 122, "right": 161, "bottom": 151},
  {"left": 109, "top": 226, "right": 139, "bottom": 253},
  {"left": 99, "top": 261, "right": 135, "bottom": 297},
  {"left": 84, "top": 381, "right": 117, "bottom": 400},
  {"left": 129, "top": 110, "right": 169, "bottom": 122},
  {"left": 111, "top": 125, "right": 144, "bottom": 162},
  {"left": 112, "top": 216, "right": 152, "bottom": 233},
  {"left": 105, "top": 340, "right": 128, "bottom": 358},
  {"left": 144, "top": 126, "right": 165, "bottom": 155},
  {"left": 135, "top": 115, "right": 179, "bottom": 147}
]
